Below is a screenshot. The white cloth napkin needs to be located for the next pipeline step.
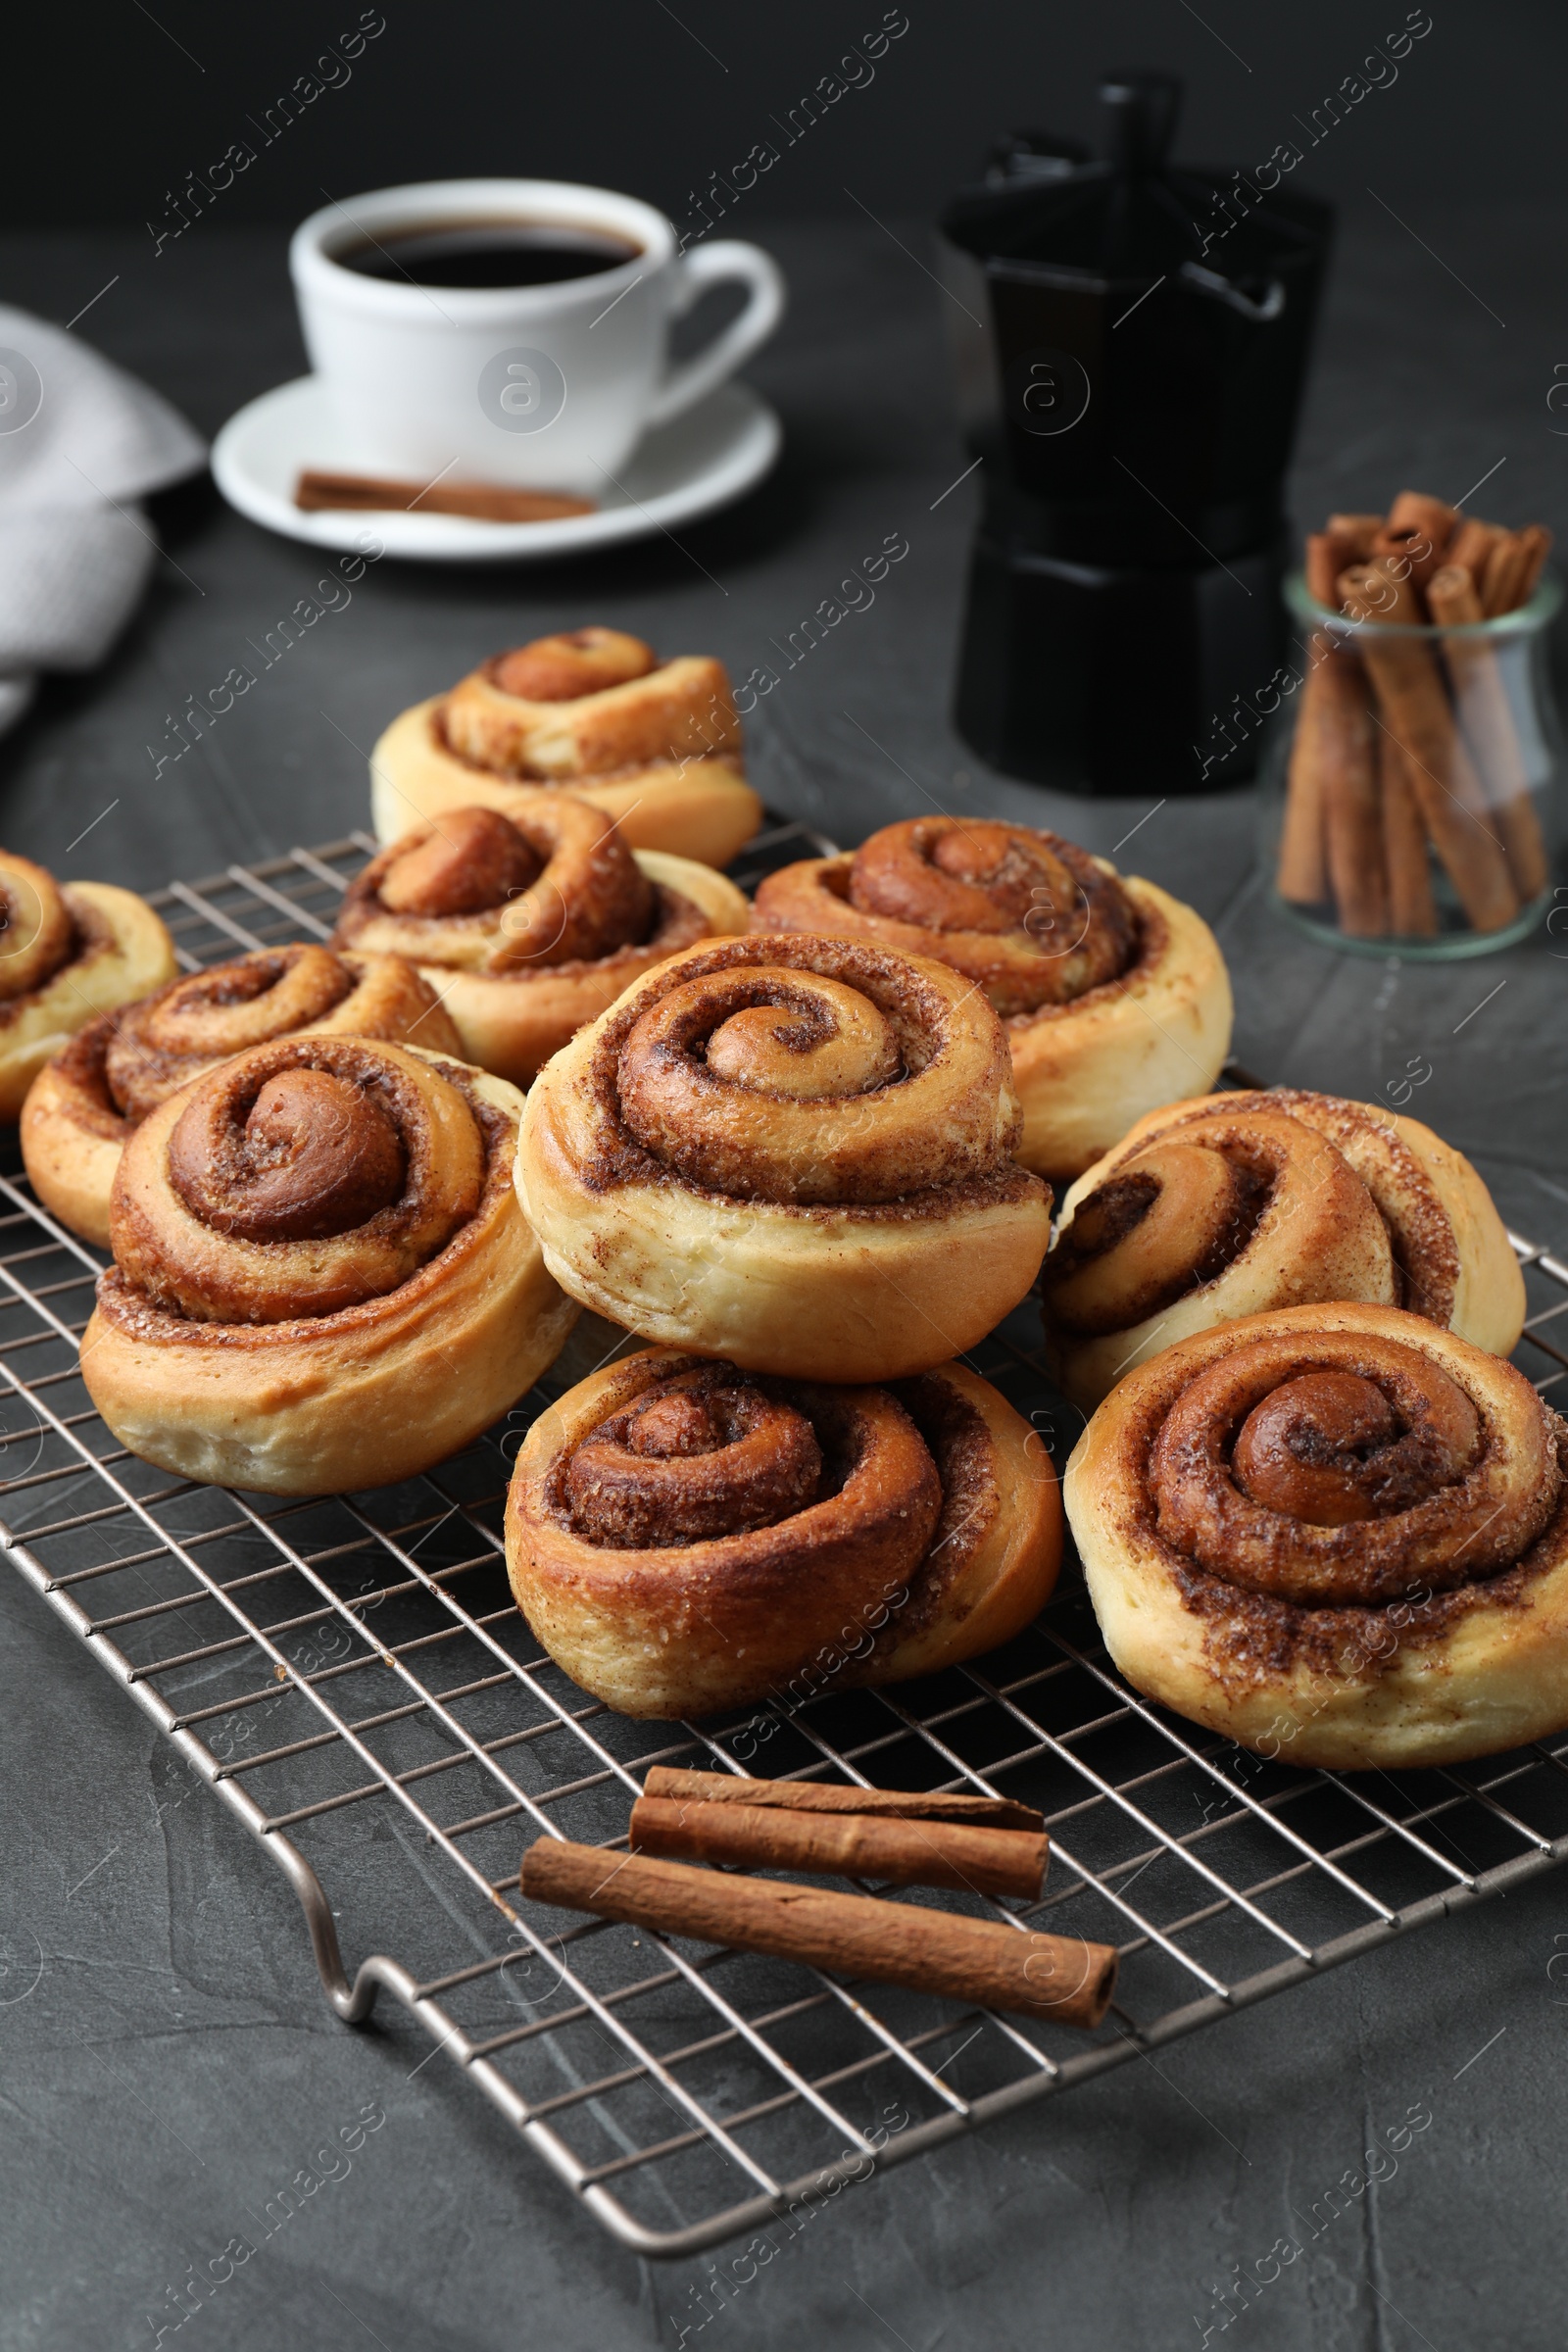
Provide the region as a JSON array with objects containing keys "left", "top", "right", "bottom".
[{"left": 0, "top": 304, "right": 206, "bottom": 732}]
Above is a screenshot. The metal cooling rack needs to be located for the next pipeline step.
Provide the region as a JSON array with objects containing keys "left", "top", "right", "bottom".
[{"left": 6, "top": 824, "right": 1568, "bottom": 2260}]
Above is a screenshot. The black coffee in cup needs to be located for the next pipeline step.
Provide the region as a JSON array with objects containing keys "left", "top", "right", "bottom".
[
  {"left": 336, "top": 220, "right": 641, "bottom": 289},
  {"left": 291, "top": 175, "right": 784, "bottom": 488}
]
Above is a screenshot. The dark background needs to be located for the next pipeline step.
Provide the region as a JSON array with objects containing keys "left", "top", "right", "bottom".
[{"left": 14, "top": 0, "right": 1568, "bottom": 229}]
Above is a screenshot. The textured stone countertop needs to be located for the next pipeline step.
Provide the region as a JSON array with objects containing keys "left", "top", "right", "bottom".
[{"left": 1, "top": 209, "right": 1565, "bottom": 2352}]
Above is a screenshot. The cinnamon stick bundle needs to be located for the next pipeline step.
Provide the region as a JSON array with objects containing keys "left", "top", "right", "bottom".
[
  {"left": 629, "top": 1794, "right": 1050, "bottom": 1901},
  {"left": 1339, "top": 560, "right": 1519, "bottom": 932},
  {"left": 1427, "top": 562, "right": 1548, "bottom": 900},
  {"left": 521, "top": 1839, "right": 1118, "bottom": 2028},
  {"left": 1278, "top": 490, "right": 1553, "bottom": 940},
  {"left": 643, "top": 1767, "right": 1044, "bottom": 1833},
  {"left": 294, "top": 468, "right": 595, "bottom": 522}
]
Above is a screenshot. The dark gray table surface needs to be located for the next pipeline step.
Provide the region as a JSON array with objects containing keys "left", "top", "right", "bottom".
[{"left": 3, "top": 208, "right": 1566, "bottom": 2352}]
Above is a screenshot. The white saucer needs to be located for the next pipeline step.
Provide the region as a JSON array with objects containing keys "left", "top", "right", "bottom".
[{"left": 210, "top": 377, "right": 781, "bottom": 564}]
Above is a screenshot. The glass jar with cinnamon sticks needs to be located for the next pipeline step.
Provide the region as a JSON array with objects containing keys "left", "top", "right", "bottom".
[{"left": 1264, "top": 493, "right": 1561, "bottom": 956}]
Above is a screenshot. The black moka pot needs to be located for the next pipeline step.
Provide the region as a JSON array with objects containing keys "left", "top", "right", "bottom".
[{"left": 939, "top": 72, "right": 1333, "bottom": 796}]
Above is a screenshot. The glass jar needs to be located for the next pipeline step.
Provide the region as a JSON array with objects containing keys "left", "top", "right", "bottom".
[{"left": 1260, "top": 569, "right": 1562, "bottom": 958}]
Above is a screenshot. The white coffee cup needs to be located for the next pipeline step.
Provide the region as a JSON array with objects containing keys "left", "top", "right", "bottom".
[{"left": 289, "top": 177, "right": 786, "bottom": 493}]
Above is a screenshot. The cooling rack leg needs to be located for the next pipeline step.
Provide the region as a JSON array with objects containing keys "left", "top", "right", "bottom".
[
  {"left": 175, "top": 1769, "right": 387, "bottom": 2026},
  {"left": 263, "top": 1833, "right": 386, "bottom": 2023}
]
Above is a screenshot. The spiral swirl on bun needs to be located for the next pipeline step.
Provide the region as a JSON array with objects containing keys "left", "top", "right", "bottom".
[
  {"left": 753, "top": 818, "right": 1232, "bottom": 1178},
  {"left": 755, "top": 817, "right": 1139, "bottom": 1013},
  {"left": 1066, "top": 1301, "right": 1568, "bottom": 1768},
  {"left": 0, "top": 850, "right": 176, "bottom": 1122},
  {"left": 0, "top": 854, "right": 76, "bottom": 1001},
  {"left": 333, "top": 798, "right": 748, "bottom": 1083},
  {"left": 109, "top": 1035, "right": 483, "bottom": 1325},
  {"left": 369, "top": 626, "right": 761, "bottom": 869},
  {"left": 81, "top": 1038, "right": 575, "bottom": 1494},
  {"left": 1044, "top": 1089, "right": 1524, "bottom": 1406},
  {"left": 506, "top": 1348, "right": 1062, "bottom": 1716},
  {"left": 21, "top": 944, "right": 459, "bottom": 1248},
  {"left": 515, "top": 933, "right": 1052, "bottom": 1381}
]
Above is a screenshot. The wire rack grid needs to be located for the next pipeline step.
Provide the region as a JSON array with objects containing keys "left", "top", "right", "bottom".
[{"left": 6, "top": 822, "right": 1568, "bottom": 2261}]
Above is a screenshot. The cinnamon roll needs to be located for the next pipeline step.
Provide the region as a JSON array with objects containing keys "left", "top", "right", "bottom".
[
  {"left": 506, "top": 1348, "right": 1061, "bottom": 1717},
  {"left": 333, "top": 800, "right": 749, "bottom": 1086},
  {"left": 22, "top": 946, "right": 461, "bottom": 1249},
  {"left": 515, "top": 933, "right": 1053, "bottom": 1381},
  {"left": 80, "top": 1037, "right": 576, "bottom": 1494},
  {"left": 0, "top": 852, "right": 175, "bottom": 1121},
  {"left": 370, "top": 626, "right": 761, "bottom": 868},
  {"left": 752, "top": 818, "right": 1233, "bottom": 1179},
  {"left": 1043, "top": 1089, "right": 1524, "bottom": 1409},
  {"left": 1066, "top": 1302, "right": 1568, "bottom": 1767}
]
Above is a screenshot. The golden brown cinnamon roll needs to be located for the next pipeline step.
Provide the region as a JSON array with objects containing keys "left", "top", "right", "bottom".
[
  {"left": 506, "top": 1348, "right": 1062, "bottom": 1716},
  {"left": 22, "top": 945, "right": 461, "bottom": 1248},
  {"left": 80, "top": 1037, "right": 576, "bottom": 1494},
  {"left": 370, "top": 626, "right": 761, "bottom": 868},
  {"left": 333, "top": 799, "right": 749, "bottom": 1085},
  {"left": 515, "top": 933, "right": 1053, "bottom": 1380},
  {"left": 1043, "top": 1090, "right": 1524, "bottom": 1408},
  {"left": 1066, "top": 1302, "right": 1568, "bottom": 1767},
  {"left": 752, "top": 818, "right": 1233, "bottom": 1179},
  {"left": 0, "top": 851, "right": 175, "bottom": 1121}
]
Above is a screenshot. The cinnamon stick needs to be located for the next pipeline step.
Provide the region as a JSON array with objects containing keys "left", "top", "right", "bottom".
[
  {"left": 1445, "top": 516, "right": 1503, "bottom": 595},
  {"left": 629, "top": 1794, "right": 1050, "bottom": 1902},
  {"left": 1372, "top": 491, "right": 1454, "bottom": 595},
  {"left": 521, "top": 1839, "right": 1118, "bottom": 2028},
  {"left": 1375, "top": 731, "right": 1439, "bottom": 936},
  {"left": 1305, "top": 530, "right": 1360, "bottom": 608},
  {"left": 1481, "top": 524, "right": 1551, "bottom": 618},
  {"left": 643, "top": 1767, "right": 1045, "bottom": 1833},
  {"left": 1313, "top": 639, "right": 1387, "bottom": 934},
  {"left": 1481, "top": 531, "right": 1525, "bottom": 617},
  {"left": 1339, "top": 560, "right": 1519, "bottom": 931},
  {"left": 1277, "top": 532, "right": 1357, "bottom": 906},
  {"left": 1514, "top": 523, "right": 1553, "bottom": 609},
  {"left": 294, "top": 468, "right": 595, "bottom": 522},
  {"left": 1386, "top": 490, "right": 1459, "bottom": 545},
  {"left": 1428, "top": 561, "right": 1549, "bottom": 899},
  {"left": 1367, "top": 524, "right": 1441, "bottom": 597},
  {"left": 1276, "top": 700, "right": 1329, "bottom": 905},
  {"left": 1326, "top": 514, "right": 1385, "bottom": 558}
]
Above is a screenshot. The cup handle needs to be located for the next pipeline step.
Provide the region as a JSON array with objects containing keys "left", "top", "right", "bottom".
[{"left": 646, "top": 241, "right": 786, "bottom": 428}]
